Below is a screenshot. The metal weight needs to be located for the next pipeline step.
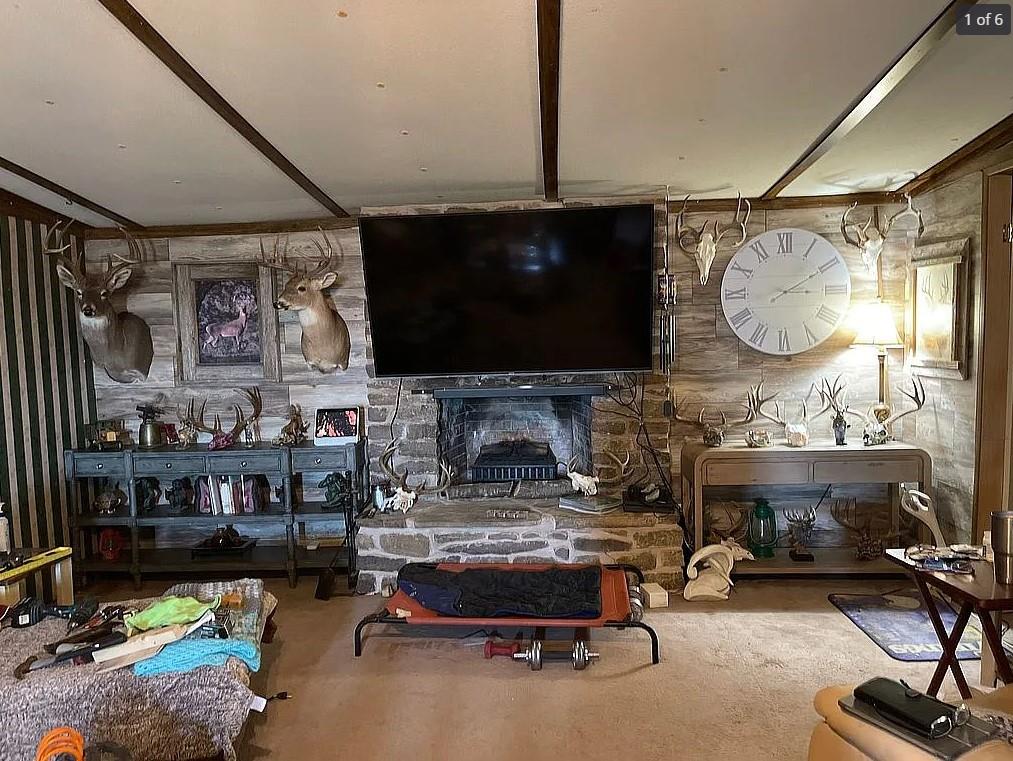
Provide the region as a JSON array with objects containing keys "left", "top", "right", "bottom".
[{"left": 512, "top": 638, "right": 600, "bottom": 671}]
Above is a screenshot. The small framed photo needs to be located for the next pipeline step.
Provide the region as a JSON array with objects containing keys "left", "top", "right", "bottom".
[{"left": 314, "top": 407, "right": 360, "bottom": 447}]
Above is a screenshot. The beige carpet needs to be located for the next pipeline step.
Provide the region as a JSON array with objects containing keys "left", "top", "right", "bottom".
[{"left": 96, "top": 578, "right": 955, "bottom": 761}]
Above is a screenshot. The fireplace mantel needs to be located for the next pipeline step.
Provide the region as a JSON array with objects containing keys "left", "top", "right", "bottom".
[{"left": 432, "top": 384, "right": 606, "bottom": 399}]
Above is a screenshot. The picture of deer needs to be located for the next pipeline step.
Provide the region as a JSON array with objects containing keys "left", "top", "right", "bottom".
[
  {"left": 202, "top": 297, "right": 250, "bottom": 350},
  {"left": 259, "top": 228, "right": 350, "bottom": 373},
  {"left": 44, "top": 221, "right": 153, "bottom": 383}
]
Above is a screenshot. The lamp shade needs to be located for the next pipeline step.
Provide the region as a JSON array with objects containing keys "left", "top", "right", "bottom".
[{"left": 850, "top": 301, "right": 902, "bottom": 347}]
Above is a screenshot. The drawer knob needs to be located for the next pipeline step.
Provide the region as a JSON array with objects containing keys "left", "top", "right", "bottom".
[
  {"left": 165, "top": 463, "right": 173, "bottom": 470},
  {"left": 96, "top": 463, "right": 104, "bottom": 470},
  {"left": 241, "top": 461, "right": 248, "bottom": 468},
  {"left": 314, "top": 458, "right": 322, "bottom": 465}
]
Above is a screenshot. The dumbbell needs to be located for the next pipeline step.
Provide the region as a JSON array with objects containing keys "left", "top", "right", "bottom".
[
  {"left": 512, "top": 639, "right": 600, "bottom": 671},
  {"left": 484, "top": 640, "right": 521, "bottom": 659},
  {"left": 628, "top": 585, "right": 645, "bottom": 622}
]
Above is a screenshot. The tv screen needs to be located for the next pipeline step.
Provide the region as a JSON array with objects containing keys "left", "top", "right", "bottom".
[{"left": 359, "top": 204, "right": 655, "bottom": 377}]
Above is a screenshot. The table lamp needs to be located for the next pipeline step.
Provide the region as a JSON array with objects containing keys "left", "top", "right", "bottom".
[{"left": 851, "top": 300, "right": 903, "bottom": 421}]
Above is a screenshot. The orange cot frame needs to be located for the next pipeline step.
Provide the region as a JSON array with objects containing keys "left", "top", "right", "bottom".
[{"left": 353, "top": 563, "right": 659, "bottom": 664}]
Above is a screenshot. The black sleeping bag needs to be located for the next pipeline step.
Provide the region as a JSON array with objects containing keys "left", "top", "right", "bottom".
[{"left": 397, "top": 563, "right": 602, "bottom": 619}]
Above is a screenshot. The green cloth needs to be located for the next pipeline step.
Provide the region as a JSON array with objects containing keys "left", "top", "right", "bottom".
[{"left": 125, "top": 595, "right": 219, "bottom": 633}]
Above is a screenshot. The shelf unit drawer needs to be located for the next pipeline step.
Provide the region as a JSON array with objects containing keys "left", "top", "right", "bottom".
[
  {"left": 72, "top": 454, "right": 126, "bottom": 478},
  {"left": 704, "top": 460, "right": 811, "bottom": 485},
  {"left": 134, "top": 454, "right": 207, "bottom": 475},
  {"left": 208, "top": 451, "right": 286, "bottom": 475},
  {"left": 813, "top": 458, "right": 923, "bottom": 484},
  {"left": 291, "top": 447, "right": 350, "bottom": 472}
]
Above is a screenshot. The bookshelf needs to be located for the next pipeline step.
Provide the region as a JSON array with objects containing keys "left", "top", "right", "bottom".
[{"left": 64, "top": 440, "right": 368, "bottom": 588}]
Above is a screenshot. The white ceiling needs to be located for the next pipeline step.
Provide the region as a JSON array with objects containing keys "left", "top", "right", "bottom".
[
  {"left": 0, "top": 0, "right": 1009, "bottom": 226},
  {"left": 0, "top": 0, "right": 325, "bottom": 225},
  {"left": 131, "top": 0, "right": 542, "bottom": 209},
  {"left": 0, "top": 167, "right": 117, "bottom": 228},
  {"left": 557, "top": 0, "right": 949, "bottom": 199},
  {"left": 785, "top": 28, "right": 1013, "bottom": 195}
]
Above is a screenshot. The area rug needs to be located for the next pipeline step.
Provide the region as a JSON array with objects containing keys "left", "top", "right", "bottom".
[{"left": 829, "top": 588, "right": 985, "bottom": 662}]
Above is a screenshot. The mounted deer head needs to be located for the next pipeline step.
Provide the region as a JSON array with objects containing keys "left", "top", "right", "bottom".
[
  {"left": 841, "top": 194, "right": 924, "bottom": 271},
  {"left": 180, "top": 387, "right": 263, "bottom": 450},
  {"left": 676, "top": 193, "right": 750, "bottom": 285},
  {"left": 259, "top": 229, "right": 350, "bottom": 373},
  {"left": 45, "top": 222, "right": 153, "bottom": 383}
]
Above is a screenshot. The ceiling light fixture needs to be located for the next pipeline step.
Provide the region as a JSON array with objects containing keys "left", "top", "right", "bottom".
[
  {"left": 419, "top": 167, "right": 428, "bottom": 172},
  {"left": 117, "top": 144, "right": 127, "bottom": 149},
  {"left": 376, "top": 82, "right": 386, "bottom": 89},
  {"left": 173, "top": 180, "right": 182, "bottom": 184},
  {"left": 44, "top": 99, "right": 55, "bottom": 106},
  {"left": 400, "top": 129, "right": 410, "bottom": 136},
  {"left": 337, "top": 10, "right": 348, "bottom": 17}
]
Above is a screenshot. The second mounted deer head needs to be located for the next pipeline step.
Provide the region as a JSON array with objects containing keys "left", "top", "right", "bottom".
[
  {"left": 676, "top": 193, "right": 750, "bottom": 285},
  {"left": 259, "top": 229, "right": 350, "bottom": 373},
  {"left": 45, "top": 222, "right": 153, "bottom": 383},
  {"left": 841, "top": 194, "right": 924, "bottom": 272}
]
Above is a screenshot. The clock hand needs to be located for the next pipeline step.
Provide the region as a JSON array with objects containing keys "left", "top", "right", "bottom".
[{"left": 770, "top": 270, "right": 819, "bottom": 303}]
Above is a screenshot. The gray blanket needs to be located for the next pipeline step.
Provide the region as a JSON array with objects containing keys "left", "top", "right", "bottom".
[{"left": 0, "top": 578, "right": 276, "bottom": 761}]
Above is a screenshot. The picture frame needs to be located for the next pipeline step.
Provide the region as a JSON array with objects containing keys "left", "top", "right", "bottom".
[
  {"left": 314, "top": 407, "right": 360, "bottom": 447},
  {"left": 172, "top": 262, "right": 281, "bottom": 384},
  {"left": 905, "top": 238, "right": 970, "bottom": 380}
]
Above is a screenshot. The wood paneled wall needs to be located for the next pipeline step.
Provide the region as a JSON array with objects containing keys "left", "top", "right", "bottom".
[{"left": 0, "top": 215, "right": 94, "bottom": 579}]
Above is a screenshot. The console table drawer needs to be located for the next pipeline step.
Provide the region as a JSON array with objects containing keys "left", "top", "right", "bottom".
[
  {"left": 134, "top": 454, "right": 206, "bottom": 475},
  {"left": 73, "top": 454, "right": 126, "bottom": 478},
  {"left": 208, "top": 452, "right": 285, "bottom": 474},
  {"left": 291, "top": 447, "right": 350, "bottom": 472},
  {"left": 704, "top": 461, "right": 811, "bottom": 485},
  {"left": 813, "top": 458, "right": 922, "bottom": 484}
]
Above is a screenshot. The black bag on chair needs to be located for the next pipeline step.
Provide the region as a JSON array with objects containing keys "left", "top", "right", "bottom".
[{"left": 854, "top": 677, "right": 959, "bottom": 738}]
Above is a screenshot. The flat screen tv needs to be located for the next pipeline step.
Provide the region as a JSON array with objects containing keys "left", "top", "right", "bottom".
[{"left": 359, "top": 204, "right": 655, "bottom": 377}]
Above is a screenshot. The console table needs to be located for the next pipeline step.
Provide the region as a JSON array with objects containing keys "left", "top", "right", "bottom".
[
  {"left": 680, "top": 440, "right": 932, "bottom": 575},
  {"left": 64, "top": 441, "right": 368, "bottom": 588}
]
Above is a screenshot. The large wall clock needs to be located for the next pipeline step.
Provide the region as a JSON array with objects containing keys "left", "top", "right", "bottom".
[{"left": 720, "top": 228, "right": 851, "bottom": 355}]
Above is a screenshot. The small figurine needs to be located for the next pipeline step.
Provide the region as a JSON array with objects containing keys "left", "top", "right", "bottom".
[
  {"left": 273, "top": 404, "right": 310, "bottom": 447},
  {"left": 319, "top": 471, "right": 353, "bottom": 511},
  {"left": 783, "top": 505, "right": 817, "bottom": 562},
  {"left": 166, "top": 477, "right": 194, "bottom": 513},
  {"left": 135, "top": 477, "right": 162, "bottom": 512},
  {"left": 93, "top": 483, "right": 128, "bottom": 516}
]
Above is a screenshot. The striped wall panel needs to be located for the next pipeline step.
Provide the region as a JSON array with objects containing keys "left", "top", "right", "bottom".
[{"left": 0, "top": 214, "right": 95, "bottom": 595}]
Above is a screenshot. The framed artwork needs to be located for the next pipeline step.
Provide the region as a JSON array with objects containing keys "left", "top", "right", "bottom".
[
  {"left": 905, "top": 238, "right": 970, "bottom": 380},
  {"left": 314, "top": 407, "right": 360, "bottom": 447},
  {"left": 172, "top": 262, "right": 281, "bottom": 384}
]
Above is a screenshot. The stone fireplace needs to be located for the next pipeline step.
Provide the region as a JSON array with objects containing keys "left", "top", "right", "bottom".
[
  {"left": 356, "top": 381, "right": 685, "bottom": 595},
  {"left": 435, "top": 387, "right": 594, "bottom": 487}
]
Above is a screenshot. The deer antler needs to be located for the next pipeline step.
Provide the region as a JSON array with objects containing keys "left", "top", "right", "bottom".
[
  {"left": 748, "top": 383, "right": 787, "bottom": 426},
  {"left": 42, "top": 219, "right": 85, "bottom": 281},
  {"left": 840, "top": 202, "right": 868, "bottom": 249},
  {"left": 596, "top": 450, "right": 635, "bottom": 486},
  {"left": 714, "top": 192, "right": 750, "bottom": 246},
  {"left": 228, "top": 387, "right": 263, "bottom": 440},
  {"left": 673, "top": 394, "right": 754, "bottom": 431},
  {"left": 258, "top": 234, "right": 302, "bottom": 274},
  {"left": 884, "top": 377, "right": 926, "bottom": 428},
  {"left": 306, "top": 227, "right": 345, "bottom": 278},
  {"left": 379, "top": 439, "right": 452, "bottom": 495},
  {"left": 675, "top": 195, "right": 702, "bottom": 254},
  {"left": 830, "top": 499, "right": 867, "bottom": 534},
  {"left": 813, "top": 375, "right": 848, "bottom": 418},
  {"left": 883, "top": 193, "right": 925, "bottom": 239},
  {"left": 182, "top": 398, "right": 221, "bottom": 436}
]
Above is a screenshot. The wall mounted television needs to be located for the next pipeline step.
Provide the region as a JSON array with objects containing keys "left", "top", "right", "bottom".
[{"left": 359, "top": 204, "right": 655, "bottom": 378}]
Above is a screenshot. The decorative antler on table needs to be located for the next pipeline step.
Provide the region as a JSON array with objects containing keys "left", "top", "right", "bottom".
[
  {"left": 377, "top": 439, "right": 453, "bottom": 512},
  {"left": 675, "top": 192, "right": 750, "bottom": 285},
  {"left": 673, "top": 394, "right": 755, "bottom": 447},
  {"left": 830, "top": 498, "right": 894, "bottom": 561},
  {"left": 747, "top": 383, "right": 811, "bottom": 447},
  {"left": 846, "top": 377, "right": 926, "bottom": 446},
  {"left": 179, "top": 388, "right": 263, "bottom": 451}
]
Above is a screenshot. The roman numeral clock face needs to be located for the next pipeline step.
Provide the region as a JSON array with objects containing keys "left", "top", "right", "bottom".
[{"left": 720, "top": 228, "right": 851, "bottom": 355}]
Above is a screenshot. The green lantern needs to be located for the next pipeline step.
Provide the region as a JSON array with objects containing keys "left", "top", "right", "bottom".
[{"left": 748, "top": 498, "right": 777, "bottom": 559}]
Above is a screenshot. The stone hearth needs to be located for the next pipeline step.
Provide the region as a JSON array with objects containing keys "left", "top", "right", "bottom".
[{"left": 355, "top": 499, "right": 684, "bottom": 595}]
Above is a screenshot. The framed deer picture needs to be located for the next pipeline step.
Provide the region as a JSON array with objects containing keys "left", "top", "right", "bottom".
[
  {"left": 905, "top": 237, "right": 970, "bottom": 380},
  {"left": 172, "top": 261, "right": 281, "bottom": 384}
]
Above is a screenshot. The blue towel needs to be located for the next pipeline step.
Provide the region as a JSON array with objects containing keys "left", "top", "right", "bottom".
[{"left": 134, "top": 636, "right": 260, "bottom": 677}]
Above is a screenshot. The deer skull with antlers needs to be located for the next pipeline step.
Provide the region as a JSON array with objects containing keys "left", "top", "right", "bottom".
[
  {"left": 180, "top": 388, "right": 263, "bottom": 451},
  {"left": 564, "top": 450, "right": 636, "bottom": 497},
  {"left": 260, "top": 229, "right": 350, "bottom": 373},
  {"left": 45, "top": 222, "right": 153, "bottom": 383},
  {"left": 676, "top": 193, "right": 750, "bottom": 285},
  {"left": 673, "top": 393, "right": 756, "bottom": 447},
  {"left": 378, "top": 439, "right": 453, "bottom": 512},
  {"left": 847, "top": 377, "right": 926, "bottom": 446},
  {"left": 748, "top": 382, "right": 835, "bottom": 448},
  {"left": 841, "top": 194, "right": 924, "bottom": 271}
]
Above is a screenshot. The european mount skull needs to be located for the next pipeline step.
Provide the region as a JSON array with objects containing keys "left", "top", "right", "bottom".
[
  {"left": 675, "top": 193, "right": 750, "bottom": 285},
  {"left": 841, "top": 194, "right": 924, "bottom": 272}
]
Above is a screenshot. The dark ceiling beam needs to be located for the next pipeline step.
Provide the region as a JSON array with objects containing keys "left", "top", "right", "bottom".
[
  {"left": 536, "top": 0, "right": 561, "bottom": 201},
  {"left": 0, "top": 156, "right": 139, "bottom": 228},
  {"left": 96, "top": 0, "right": 350, "bottom": 219},
  {"left": 0, "top": 187, "right": 93, "bottom": 235},
  {"left": 900, "top": 113, "right": 1013, "bottom": 196},
  {"left": 83, "top": 215, "right": 359, "bottom": 240},
  {"left": 668, "top": 190, "right": 903, "bottom": 214},
  {"left": 761, "top": 0, "right": 971, "bottom": 200}
]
